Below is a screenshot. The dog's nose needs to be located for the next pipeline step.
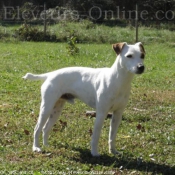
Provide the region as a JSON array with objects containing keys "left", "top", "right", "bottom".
[{"left": 136, "top": 63, "right": 144, "bottom": 74}]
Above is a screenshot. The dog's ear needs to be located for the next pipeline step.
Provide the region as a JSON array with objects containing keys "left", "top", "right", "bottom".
[
  {"left": 112, "top": 42, "right": 126, "bottom": 55},
  {"left": 139, "top": 43, "right": 146, "bottom": 54},
  {"left": 136, "top": 42, "right": 146, "bottom": 54}
]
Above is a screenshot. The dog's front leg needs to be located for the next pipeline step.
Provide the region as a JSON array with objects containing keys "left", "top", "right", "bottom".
[
  {"left": 91, "top": 110, "right": 107, "bottom": 156},
  {"left": 108, "top": 110, "right": 123, "bottom": 155}
]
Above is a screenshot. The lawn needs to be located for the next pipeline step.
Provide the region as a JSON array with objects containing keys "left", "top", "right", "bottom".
[
  {"left": 0, "top": 39, "right": 175, "bottom": 174},
  {"left": 1, "top": 20, "right": 175, "bottom": 44}
]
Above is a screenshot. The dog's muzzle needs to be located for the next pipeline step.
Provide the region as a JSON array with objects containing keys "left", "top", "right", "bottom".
[{"left": 136, "top": 63, "right": 145, "bottom": 74}]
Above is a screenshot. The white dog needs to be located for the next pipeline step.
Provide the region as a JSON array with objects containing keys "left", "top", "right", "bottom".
[{"left": 23, "top": 42, "right": 145, "bottom": 156}]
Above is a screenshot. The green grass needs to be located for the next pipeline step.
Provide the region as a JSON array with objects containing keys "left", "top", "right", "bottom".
[
  {"left": 0, "top": 40, "right": 175, "bottom": 175},
  {"left": 1, "top": 20, "right": 175, "bottom": 44}
]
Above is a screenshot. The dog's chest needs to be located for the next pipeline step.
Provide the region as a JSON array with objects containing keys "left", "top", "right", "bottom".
[{"left": 109, "top": 92, "right": 130, "bottom": 111}]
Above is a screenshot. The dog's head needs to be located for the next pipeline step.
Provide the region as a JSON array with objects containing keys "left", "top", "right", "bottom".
[{"left": 112, "top": 42, "right": 145, "bottom": 74}]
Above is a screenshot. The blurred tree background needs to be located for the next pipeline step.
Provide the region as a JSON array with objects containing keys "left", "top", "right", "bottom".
[
  {"left": 0, "top": 0, "right": 175, "bottom": 22},
  {"left": 1, "top": 0, "right": 175, "bottom": 11}
]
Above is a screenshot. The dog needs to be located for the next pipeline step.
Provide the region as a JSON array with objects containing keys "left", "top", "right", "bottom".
[{"left": 23, "top": 42, "right": 145, "bottom": 156}]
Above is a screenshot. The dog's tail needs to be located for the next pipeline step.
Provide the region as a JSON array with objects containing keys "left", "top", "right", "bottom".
[{"left": 22, "top": 72, "right": 50, "bottom": 81}]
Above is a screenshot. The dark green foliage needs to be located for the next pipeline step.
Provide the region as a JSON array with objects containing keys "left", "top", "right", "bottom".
[
  {"left": 66, "top": 30, "right": 79, "bottom": 55},
  {"left": 15, "top": 23, "right": 57, "bottom": 41},
  {"left": 0, "top": 30, "right": 10, "bottom": 39}
]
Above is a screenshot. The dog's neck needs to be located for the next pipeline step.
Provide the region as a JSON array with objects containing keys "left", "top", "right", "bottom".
[{"left": 110, "top": 55, "right": 134, "bottom": 86}]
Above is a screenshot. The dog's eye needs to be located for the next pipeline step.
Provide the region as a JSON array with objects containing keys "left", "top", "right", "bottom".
[{"left": 127, "top": 54, "right": 133, "bottom": 58}]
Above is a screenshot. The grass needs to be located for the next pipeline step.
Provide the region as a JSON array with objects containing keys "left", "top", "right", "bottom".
[
  {"left": 0, "top": 28, "right": 175, "bottom": 174},
  {"left": 1, "top": 20, "right": 175, "bottom": 44}
]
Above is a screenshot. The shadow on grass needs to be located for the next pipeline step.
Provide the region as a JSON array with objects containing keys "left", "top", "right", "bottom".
[{"left": 71, "top": 147, "right": 175, "bottom": 175}]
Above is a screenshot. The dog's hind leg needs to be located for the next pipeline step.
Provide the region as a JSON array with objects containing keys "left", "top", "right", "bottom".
[
  {"left": 33, "top": 85, "right": 60, "bottom": 152},
  {"left": 33, "top": 104, "right": 53, "bottom": 152},
  {"left": 42, "top": 99, "right": 66, "bottom": 146}
]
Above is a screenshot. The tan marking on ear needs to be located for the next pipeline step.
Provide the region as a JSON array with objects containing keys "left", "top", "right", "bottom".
[
  {"left": 141, "top": 53, "right": 145, "bottom": 59},
  {"left": 112, "top": 42, "right": 126, "bottom": 55},
  {"left": 139, "top": 43, "right": 145, "bottom": 59},
  {"left": 139, "top": 43, "right": 146, "bottom": 54}
]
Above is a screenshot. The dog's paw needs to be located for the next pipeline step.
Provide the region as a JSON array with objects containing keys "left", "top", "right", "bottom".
[
  {"left": 33, "top": 146, "right": 42, "bottom": 152},
  {"left": 109, "top": 148, "right": 121, "bottom": 155},
  {"left": 91, "top": 151, "right": 100, "bottom": 157}
]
